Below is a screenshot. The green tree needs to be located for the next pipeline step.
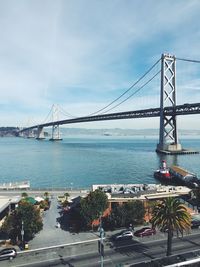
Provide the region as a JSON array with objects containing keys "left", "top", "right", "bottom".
[
  {"left": 151, "top": 197, "right": 191, "bottom": 256},
  {"left": 125, "top": 201, "right": 145, "bottom": 225},
  {"left": 61, "top": 193, "right": 70, "bottom": 207},
  {"left": 68, "top": 203, "right": 85, "bottom": 232},
  {"left": 44, "top": 192, "right": 49, "bottom": 200},
  {"left": 64, "top": 192, "right": 70, "bottom": 199},
  {"left": 79, "top": 189, "right": 108, "bottom": 228},
  {"left": 108, "top": 200, "right": 145, "bottom": 228},
  {"left": 21, "top": 192, "right": 28, "bottom": 198},
  {"left": 109, "top": 204, "right": 126, "bottom": 227},
  {"left": 39, "top": 200, "right": 49, "bottom": 210},
  {"left": 1, "top": 211, "right": 19, "bottom": 241},
  {"left": 1, "top": 201, "right": 43, "bottom": 242},
  {"left": 190, "top": 188, "right": 200, "bottom": 207}
]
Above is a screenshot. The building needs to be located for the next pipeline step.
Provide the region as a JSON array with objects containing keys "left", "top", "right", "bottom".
[
  {"left": 92, "top": 184, "right": 192, "bottom": 223},
  {"left": 0, "top": 196, "right": 21, "bottom": 228}
]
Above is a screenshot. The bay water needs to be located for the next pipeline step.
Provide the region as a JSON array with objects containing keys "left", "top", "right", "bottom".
[{"left": 1, "top": 136, "right": 200, "bottom": 189}]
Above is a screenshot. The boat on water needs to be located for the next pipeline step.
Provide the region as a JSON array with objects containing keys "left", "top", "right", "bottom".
[
  {"left": 154, "top": 161, "right": 200, "bottom": 188},
  {"left": 154, "top": 160, "right": 172, "bottom": 184},
  {"left": 169, "top": 165, "right": 200, "bottom": 188}
]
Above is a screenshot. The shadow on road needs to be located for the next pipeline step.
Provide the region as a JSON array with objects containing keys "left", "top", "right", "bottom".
[
  {"left": 58, "top": 254, "right": 74, "bottom": 266},
  {"left": 108, "top": 233, "right": 150, "bottom": 257}
]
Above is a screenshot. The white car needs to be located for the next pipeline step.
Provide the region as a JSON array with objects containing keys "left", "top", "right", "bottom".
[
  {"left": 56, "top": 222, "right": 61, "bottom": 228},
  {"left": 115, "top": 230, "right": 133, "bottom": 241},
  {"left": 0, "top": 248, "right": 17, "bottom": 260}
]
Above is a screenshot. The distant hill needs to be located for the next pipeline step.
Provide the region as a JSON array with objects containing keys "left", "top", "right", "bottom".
[
  {"left": 57, "top": 128, "right": 200, "bottom": 137},
  {"left": 0, "top": 127, "right": 19, "bottom": 137},
  {"left": 1, "top": 127, "right": 200, "bottom": 137}
]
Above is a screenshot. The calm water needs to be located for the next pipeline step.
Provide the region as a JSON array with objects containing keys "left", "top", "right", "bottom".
[{"left": 1, "top": 136, "right": 200, "bottom": 189}]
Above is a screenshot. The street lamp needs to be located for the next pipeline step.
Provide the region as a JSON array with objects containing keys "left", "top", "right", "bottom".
[
  {"left": 98, "top": 216, "right": 104, "bottom": 267},
  {"left": 21, "top": 220, "right": 24, "bottom": 249},
  {"left": 70, "top": 182, "right": 73, "bottom": 191}
]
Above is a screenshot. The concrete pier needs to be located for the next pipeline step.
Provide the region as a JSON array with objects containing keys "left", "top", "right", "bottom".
[
  {"left": 49, "top": 138, "right": 63, "bottom": 141},
  {"left": 156, "top": 148, "right": 199, "bottom": 155}
]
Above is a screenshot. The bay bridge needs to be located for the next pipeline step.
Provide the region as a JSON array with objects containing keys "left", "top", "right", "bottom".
[{"left": 20, "top": 53, "right": 200, "bottom": 154}]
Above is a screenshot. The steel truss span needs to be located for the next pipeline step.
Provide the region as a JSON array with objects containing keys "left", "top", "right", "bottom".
[{"left": 21, "top": 103, "right": 200, "bottom": 132}]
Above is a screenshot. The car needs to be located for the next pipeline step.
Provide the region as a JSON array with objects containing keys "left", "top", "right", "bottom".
[
  {"left": 24, "top": 242, "right": 29, "bottom": 250},
  {"left": 0, "top": 248, "right": 17, "bottom": 260},
  {"left": 115, "top": 230, "right": 133, "bottom": 241},
  {"left": 191, "top": 219, "right": 200, "bottom": 229},
  {"left": 123, "top": 188, "right": 135, "bottom": 194},
  {"left": 191, "top": 215, "right": 200, "bottom": 229},
  {"left": 56, "top": 222, "right": 61, "bottom": 228},
  {"left": 134, "top": 227, "right": 156, "bottom": 237}
]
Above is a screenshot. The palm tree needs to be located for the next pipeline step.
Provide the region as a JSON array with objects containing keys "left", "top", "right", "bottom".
[
  {"left": 151, "top": 197, "right": 191, "bottom": 256},
  {"left": 64, "top": 192, "right": 70, "bottom": 199},
  {"left": 44, "top": 192, "right": 49, "bottom": 199},
  {"left": 21, "top": 192, "right": 28, "bottom": 198}
]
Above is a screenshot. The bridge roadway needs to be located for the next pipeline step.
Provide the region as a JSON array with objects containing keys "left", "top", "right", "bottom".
[{"left": 22, "top": 103, "right": 200, "bottom": 132}]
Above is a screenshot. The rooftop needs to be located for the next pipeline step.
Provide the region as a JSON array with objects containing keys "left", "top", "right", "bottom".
[{"left": 92, "top": 184, "right": 191, "bottom": 201}]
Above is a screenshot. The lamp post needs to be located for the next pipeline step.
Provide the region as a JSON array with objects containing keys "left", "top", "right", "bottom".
[
  {"left": 70, "top": 182, "right": 73, "bottom": 191},
  {"left": 98, "top": 216, "right": 104, "bottom": 267},
  {"left": 21, "top": 220, "right": 24, "bottom": 249}
]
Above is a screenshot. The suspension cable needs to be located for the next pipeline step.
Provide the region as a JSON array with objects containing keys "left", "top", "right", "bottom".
[
  {"left": 41, "top": 104, "right": 54, "bottom": 124},
  {"left": 176, "top": 57, "right": 200, "bottom": 64},
  {"left": 57, "top": 104, "right": 76, "bottom": 118},
  {"left": 40, "top": 58, "right": 161, "bottom": 122},
  {"left": 102, "top": 70, "right": 161, "bottom": 114},
  {"left": 88, "top": 58, "right": 161, "bottom": 116}
]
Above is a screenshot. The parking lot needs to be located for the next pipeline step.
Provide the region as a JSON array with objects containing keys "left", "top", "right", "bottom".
[
  {"left": 28, "top": 196, "right": 98, "bottom": 249},
  {"left": 25, "top": 192, "right": 200, "bottom": 250}
]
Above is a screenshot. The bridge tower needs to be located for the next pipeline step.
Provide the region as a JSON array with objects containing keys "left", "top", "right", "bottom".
[
  {"left": 156, "top": 53, "right": 182, "bottom": 153},
  {"left": 25, "top": 118, "right": 35, "bottom": 138},
  {"left": 36, "top": 126, "right": 45, "bottom": 140},
  {"left": 49, "top": 104, "right": 62, "bottom": 141},
  {"left": 27, "top": 129, "right": 35, "bottom": 138}
]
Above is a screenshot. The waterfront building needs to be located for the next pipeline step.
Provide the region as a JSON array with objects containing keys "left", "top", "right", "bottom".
[
  {"left": 0, "top": 196, "right": 21, "bottom": 228},
  {"left": 91, "top": 184, "right": 192, "bottom": 224}
]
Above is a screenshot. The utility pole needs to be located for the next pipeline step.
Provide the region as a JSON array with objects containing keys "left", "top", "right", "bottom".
[
  {"left": 98, "top": 216, "right": 104, "bottom": 267},
  {"left": 21, "top": 220, "right": 24, "bottom": 249}
]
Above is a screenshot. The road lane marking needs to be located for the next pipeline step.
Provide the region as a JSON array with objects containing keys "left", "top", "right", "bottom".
[{"left": 17, "top": 237, "right": 100, "bottom": 255}]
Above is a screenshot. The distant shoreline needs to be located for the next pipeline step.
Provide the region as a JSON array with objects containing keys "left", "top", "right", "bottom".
[{"left": 1, "top": 127, "right": 200, "bottom": 138}]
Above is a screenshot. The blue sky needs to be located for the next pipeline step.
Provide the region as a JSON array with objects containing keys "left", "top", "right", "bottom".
[{"left": 1, "top": 0, "right": 200, "bottom": 129}]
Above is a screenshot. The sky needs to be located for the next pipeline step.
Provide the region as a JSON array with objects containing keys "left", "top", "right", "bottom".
[{"left": 1, "top": 0, "right": 200, "bottom": 129}]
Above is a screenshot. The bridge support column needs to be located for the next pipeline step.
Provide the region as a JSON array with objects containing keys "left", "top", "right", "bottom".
[
  {"left": 27, "top": 129, "right": 35, "bottom": 138},
  {"left": 49, "top": 124, "right": 62, "bottom": 141},
  {"left": 18, "top": 131, "right": 26, "bottom": 138},
  {"left": 36, "top": 126, "right": 45, "bottom": 140},
  {"left": 156, "top": 53, "right": 182, "bottom": 153}
]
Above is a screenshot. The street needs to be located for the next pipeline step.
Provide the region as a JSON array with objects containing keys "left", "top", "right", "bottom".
[
  {"left": 1, "top": 230, "right": 200, "bottom": 266},
  {"left": 1, "top": 191, "right": 200, "bottom": 266}
]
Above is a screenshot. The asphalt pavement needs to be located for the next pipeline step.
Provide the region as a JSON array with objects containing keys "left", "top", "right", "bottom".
[
  {"left": 28, "top": 196, "right": 98, "bottom": 249},
  {"left": 1, "top": 190, "right": 200, "bottom": 266},
  {"left": 24, "top": 194, "right": 200, "bottom": 250}
]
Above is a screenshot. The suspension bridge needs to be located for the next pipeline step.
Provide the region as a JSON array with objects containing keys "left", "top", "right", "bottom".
[{"left": 20, "top": 53, "right": 200, "bottom": 154}]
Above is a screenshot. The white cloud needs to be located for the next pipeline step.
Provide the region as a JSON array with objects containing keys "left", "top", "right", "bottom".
[{"left": 0, "top": 0, "right": 200, "bottom": 128}]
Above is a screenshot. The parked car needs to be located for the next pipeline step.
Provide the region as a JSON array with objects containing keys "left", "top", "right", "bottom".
[
  {"left": 123, "top": 188, "right": 135, "bottom": 194},
  {"left": 134, "top": 227, "right": 156, "bottom": 237},
  {"left": 56, "top": 222, "right": 61, "bottom": 228},
  {"left": 0, "top": 248, "right": 17, "bottom": 260},
  {"left": 115, "top": 230, "right": 133, "bottom": 241},
  {"left": 24, "top": 242, "right": 29, "bottom": 250},
  {"left": 191, "top": 219, "right": 200, "bottom": 229},
  {"left": 191, "top": 215, "right": 200, "bottom": 229}
]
